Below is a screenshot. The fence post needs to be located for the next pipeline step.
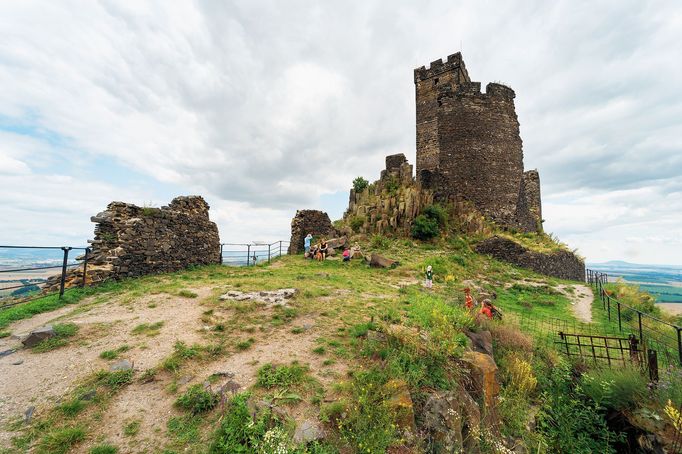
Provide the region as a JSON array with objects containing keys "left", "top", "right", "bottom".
[
  {"left": 648, "top": 349, "right": 659, "bottom": 383},
  {"left": 268, "top": 244, "right": 271, "bottom": 263},
  {"left": 617, "top": 301, "right": 622, "bottom": 332},
  {"left": 81, "top": 247, "right": 90, "bottom": 288},
  {"left": 246, "top": 244, "right": 251, "bottom": 267},
  {"left": 59, "top": 247, "right": 72, "bottom": 298},
  {"left": 607, "top": 295, "right": 611, "bottom": 321},
  {"left": 279, "top": 240, "right": 282, "bottom": 257},
  {"left": 677, "top": 327, "right": 682, "bottom": 367},
  {"left": 219, "top": 244, "right": 224, "bottom": 265},
  {"left": 638, "top": 312, "right": 644, "bottom": 343}
]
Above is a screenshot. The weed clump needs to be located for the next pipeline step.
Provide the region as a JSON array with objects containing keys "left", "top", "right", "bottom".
[
  {"left": 256, "top": 362, "right": 308, "bottom": 389},
  {"left": 131, "top": 321, "right": 164, "bottom": 336},
  {"left": 32, "top": 323, "right": 79, "bottom": 353},
  {"left": 176, "top": 384, "right": 219, "bottom": 414}
]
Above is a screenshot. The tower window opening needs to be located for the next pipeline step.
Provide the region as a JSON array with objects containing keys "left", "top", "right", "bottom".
[{"left": 433, "top": 78, "right": 439, "bottom": 85}]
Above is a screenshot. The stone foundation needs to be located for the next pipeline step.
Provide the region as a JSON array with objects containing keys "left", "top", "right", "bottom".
[{"left": 475, "top": 236, "right": 585, "bottom": 281}]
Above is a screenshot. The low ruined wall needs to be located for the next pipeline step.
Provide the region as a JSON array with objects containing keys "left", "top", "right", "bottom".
[
  {"left": 288, "top": 210, "right": 337, "bottom": 254},
  {"left": 475, "top": 236, "right": 585, "bottom": 281},
  {"left": 44, "top": 196, "right": 220, "bottom": 291}
]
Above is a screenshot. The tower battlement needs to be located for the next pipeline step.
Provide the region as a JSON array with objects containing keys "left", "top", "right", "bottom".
[{"left": 414, "top": 52, "right": 469, "bottom": 82}]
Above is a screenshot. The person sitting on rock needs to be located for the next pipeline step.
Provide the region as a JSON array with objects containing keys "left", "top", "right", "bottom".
[
  {"left": 480, "top": 299, "right": 494, "bottom": 319},
  {"left": 308, "top": 244, "right": 318, "bottom": 260},
  {"left": 319, "top": 240, "right": 328, "bottom": 261},
  {"left": 342, "top": 247, "right": 351, "bottom": 262}
]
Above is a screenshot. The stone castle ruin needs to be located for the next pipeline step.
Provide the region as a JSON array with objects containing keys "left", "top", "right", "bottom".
[
  {"left": 343, "top": 52, "right": 542, "bottom": 236},
  {"left": 44, "top": 196, "right": 220, "bottom": 291}
]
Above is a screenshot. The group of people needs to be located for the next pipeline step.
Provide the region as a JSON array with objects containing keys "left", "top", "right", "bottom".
[
  {"left": 303, "top": 233, "right": 352, "bottom": 262},
  {"left": 424, "top": 266, "right": 502, "bottom": 320}
]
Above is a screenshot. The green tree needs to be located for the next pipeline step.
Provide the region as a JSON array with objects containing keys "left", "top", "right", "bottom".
[{"left": 352, "top": 177, "right": 369, "bottom": 193}]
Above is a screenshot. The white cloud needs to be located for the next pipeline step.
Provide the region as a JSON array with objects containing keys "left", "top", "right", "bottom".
[{"left": 0, "top": 0, "right": 681, "bottom": 264}]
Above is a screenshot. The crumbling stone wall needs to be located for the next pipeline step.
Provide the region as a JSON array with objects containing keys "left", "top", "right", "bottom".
[
  {"left": 343, "top": 154, "right": 433, "bottom": 236},
  {"left": 414, "top": 53, "right": 542, "bottom": 232},
  {"left": 288, "top": 210, "right": 337, "bottom": 254},
  {"left": 44, "top": 196, "right": 220, "bottom": 290},
  {"left": 475, "top": 236, "right": 585, "bottom": 281}
]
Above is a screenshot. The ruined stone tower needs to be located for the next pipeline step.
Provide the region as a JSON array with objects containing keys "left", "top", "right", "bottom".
[{"left": 414, "top": 52, "right": 541, "bottom": 232}]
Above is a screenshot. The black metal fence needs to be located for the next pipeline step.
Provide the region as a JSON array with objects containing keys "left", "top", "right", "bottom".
[
  {"left": 0, "top": 240, "right": 291, "bottom": 310},
  {"left": 0, "top": 245, "right": 90, "bottom": 309},
  {"left": 219, "top": 241, "right": 290, "bottom": 267},
  {"left": 587, "top": 268, "right": 682, "bottom": 368}
]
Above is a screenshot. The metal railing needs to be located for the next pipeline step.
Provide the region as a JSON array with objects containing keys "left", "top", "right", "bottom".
[
  {"left": 219, "top": 241, "right": 290, "bottom": 267},
  {"left": 0, "top": 240, "right": 292, "bottom": 309},
  {"left": 587, "top": 268, "right": 682, "bottom": 368},
  {"left": 0, "top": 245, "right": 90, "bottom": 309}
]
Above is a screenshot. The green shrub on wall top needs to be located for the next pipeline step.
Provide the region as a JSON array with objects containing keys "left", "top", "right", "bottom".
[{"left": 352, "top": 176, "right": 369, "bottom": 193}]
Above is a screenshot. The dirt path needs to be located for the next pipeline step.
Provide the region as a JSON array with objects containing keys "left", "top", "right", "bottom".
[
  {"left": 0, "top": 289, "right": 211, "bottom": 447},
  {"left": 562, "top": 284, "right": 594, "bottom": 323}
]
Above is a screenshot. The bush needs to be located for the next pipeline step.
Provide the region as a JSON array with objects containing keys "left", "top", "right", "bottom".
[
  {"left": 579, "top": 366, "right": 648, "bottom": 411},
  {"left": 352, "top": 176, "right": 369, "bottom": 193},
  {"left": 411, "top": 215, "right": 440, "bottom": 240},
  {"left": 349, "top": 216, "right": 364, "bottom": 233},
  {"left": 490, "top": 324, "right": 533, "bottom": 352},
  {"left": 371, "top": 235, "right": 391, "bottom": 249},
  {"left": 422, "top": 204, "right": 448, "bottom": 228},
  {"left": 175, "top": 384, "right": 219, "bottom": 414}
]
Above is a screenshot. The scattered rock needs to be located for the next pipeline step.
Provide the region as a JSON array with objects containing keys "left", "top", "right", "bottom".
[
  {"left": 1, "top": 348, "right": 17, "bottom": 358},
  {"left": 11, "top": 359, "right": 24, "bottom": 365},
  {"left": 109, "top": 359, "right": 133, "bottom": 371},
  {"left": 293, "top": 419, "right": 325, "bottom": 444},
  {"left": 24, "top": 406, "right": 35, "bottom": 423},
  {"left": 219, "top": 289, "right": 296, "bottom": 308},
  {"left": 221, "top": 380, "right": 241, "bottom": 395},
  {"left": 464, "top": 330, "right": 494, "bottom": 356},
  {"left": 21, "top": 326, "right": 55, "bottom": 348},
  {"left": 178, "top": 375, "right": 195, "bottom": 385},
  {"left": 369, "top": 253, "right": 399, "bottom": 268},
  {"left": 80, "top": 390, "right": 97, "bottom": 401}
]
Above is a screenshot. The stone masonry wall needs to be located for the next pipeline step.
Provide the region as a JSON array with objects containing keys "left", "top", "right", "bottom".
[
  {"left": 475, "top": 236, "right": 585, "bottom": 281},
  {"left": 344, "top": 154, "right": 433, "bottom": 236},
  {"left": 288, "top": 210, "right": 337, "bottom": 254},
  {"left": 414, "top": 53, "right": 542, "bottom": 233},
  {"left": 44, "top": 196, "right": 221, "bottom": 291}
]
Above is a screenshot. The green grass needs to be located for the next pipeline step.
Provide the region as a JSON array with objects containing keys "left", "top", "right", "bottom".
[
  {"left": 37, "top": 426, "right": 86, "bottom": 454},
  {"left": 175, "top": 384, "right": 219, "bottom": 415},
  {"left": 256, "top": 362, "right": 308, "bottom": 389},
  {"left": 131, "top": 321, "right": 164, "bottom": 336},
  {"left": 123, "top": 419, "right": 141, "bottom": 436},
  {"left": 32, "top": 323, "right": 80, "bottom": 352},
  {"left": 178, "top": 289, "right": 198, "bottom": 298},
  {"left": 90, "top": 444, "right": 118, "bottom": 454},
  {"left": 99, "top": 344, "right": 131, "bottom": 360}
]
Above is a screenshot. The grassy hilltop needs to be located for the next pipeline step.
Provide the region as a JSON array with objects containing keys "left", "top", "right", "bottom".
[{"left": 0, "top": 236, "right": 681, "bottom": 453}]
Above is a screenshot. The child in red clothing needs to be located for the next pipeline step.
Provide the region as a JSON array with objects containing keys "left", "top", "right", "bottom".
[
  {"left": 464, "top": 288, "right": 474, "bottom": 309},
  {"left": 480, "top": 300, "right": 494, "bottom": 319}
]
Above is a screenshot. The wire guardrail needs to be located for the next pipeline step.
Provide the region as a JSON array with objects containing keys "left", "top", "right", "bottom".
[
  {"left": 586, "top": 269, "right": 682, "bottom": 368},
  {"left": 219, "top": 241, "right": 290, "bottom": 267},
  {"left": 0, "top": 240, "right": 291, "bottom": 310}
]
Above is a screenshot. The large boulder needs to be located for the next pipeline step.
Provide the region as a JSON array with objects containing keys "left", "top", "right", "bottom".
[
  {"left": 462, "top": 351, "right": 501, "bottom": 428},
  {"left": 421, "top": 387, "right": 481, "bottom": 453},
  {"left": 22, "top": 326, "right": 56, "bottom": 348},
  {"left": 465, "top": 330, "right": 494, "bottom": 356},
  {"left": 288, "top": 210, "right": 337, "bottom": 255},
  {"left": 369, "top": 253, "right": 399, "bottom": 268},
  {"left": 384, "top": 379, "right": 416, "bottom": 435}
]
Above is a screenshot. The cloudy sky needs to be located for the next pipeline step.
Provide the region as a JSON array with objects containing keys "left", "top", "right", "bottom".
[{"left": 1, "top": 0, "right": 681, "bottom": 264}]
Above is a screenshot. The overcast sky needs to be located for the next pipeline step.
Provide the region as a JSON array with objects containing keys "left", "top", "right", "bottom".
[{"left": 1, "top": 0, "right": 681, "bottom": 265}]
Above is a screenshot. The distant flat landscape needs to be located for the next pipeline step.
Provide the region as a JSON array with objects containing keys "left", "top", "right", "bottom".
[{"left": 588, "top": 261, "right": 682, "bottom": 308}]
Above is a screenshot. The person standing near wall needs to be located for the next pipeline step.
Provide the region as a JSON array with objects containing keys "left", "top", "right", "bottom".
[{"left": 304, "top": 233, "right": 313, "bottom": 255}]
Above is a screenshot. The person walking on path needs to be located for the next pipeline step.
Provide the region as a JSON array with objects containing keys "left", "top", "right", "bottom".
[
  {"left": 304, "top": 233, "right": 313, "bottom": 255},
  {"left": 425, "top": 265, "right": 434, "bottom": 289}
]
